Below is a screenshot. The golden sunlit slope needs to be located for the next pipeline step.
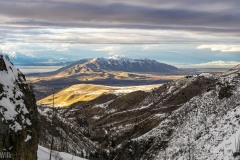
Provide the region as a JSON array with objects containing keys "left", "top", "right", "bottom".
[{"left": 38, "top": 84, "right": 162, "bottom": 107}]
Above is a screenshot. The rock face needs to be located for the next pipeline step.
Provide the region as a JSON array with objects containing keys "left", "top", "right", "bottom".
[{"left": 0, "top": 56, "right": 38, "bottom": 160}]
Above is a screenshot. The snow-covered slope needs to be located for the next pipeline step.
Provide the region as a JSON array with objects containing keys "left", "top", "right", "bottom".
[
  {"left": 121, "top": 72, "right": 240, "bottom": 160},
  {"left": 136, "top": 73, "right": 240, "bottom": 160},
  {"left": 222, "top": 64, "right": 240, "bottom": 76},
  {"left": 229, "top": 64, "right": 240, "bottom": 71},
  {"left": 0, "top": 56, "right": 38, "bottom": 159},
  {"left": 38, "top": 145, "right": 87, "bottom": 160},
  {"left": 38, "top": 106, "right": 108, "bottom": 160},
  {"left": 0, "top": 56, "right": 30, "bottom": 132}
]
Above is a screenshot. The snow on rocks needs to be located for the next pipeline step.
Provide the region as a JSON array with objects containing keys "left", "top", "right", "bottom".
[
  {"left": 0, "top": 57, "right": 32, "bottom": 132},
  {"left": 128, "top": 66, "right": 240, "bottom": 160},
  {"left": 199, "top": 72, "right": 214, "bottom": 78},
  {"left": 25, "top": 135, "right": 32, "bottom": 142}
]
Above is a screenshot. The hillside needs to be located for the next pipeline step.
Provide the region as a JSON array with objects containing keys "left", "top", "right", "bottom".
[
  {"left": 38, "top": 65, "right": 240, "bottom": 159},
  {"left": 0, "top": 56, "right": 39, "bottom": 159},
  {"left": 38, "top": 84, "right": 162, "bottom": 107}
]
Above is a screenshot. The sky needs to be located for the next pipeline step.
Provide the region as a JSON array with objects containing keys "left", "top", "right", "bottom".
[{"left": 0, "top": 0, "right": 240, "bottom": 68}]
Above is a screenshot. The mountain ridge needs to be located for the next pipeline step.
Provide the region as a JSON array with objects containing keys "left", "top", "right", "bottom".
[
  {"left": 58, "top": 57, "right": 183, "bottom": 76},
  {"left": 29, "top": 57, "right": 184, "bottom": 77},
  {"left": 5, "top": 52, "right": 72, "bottom": 66}
]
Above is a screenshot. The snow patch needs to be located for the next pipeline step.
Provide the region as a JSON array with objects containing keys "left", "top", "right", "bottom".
[
  {"left": 25, "top": 135, "right": 31, "bottom": 142},
  {"left": 37, "top": 145, "right": 87, "bottom": 160}
]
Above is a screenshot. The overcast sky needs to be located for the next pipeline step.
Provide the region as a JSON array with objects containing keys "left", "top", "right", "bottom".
[{"left": 0, "top": 0, "right": 239, "bottom": 67}]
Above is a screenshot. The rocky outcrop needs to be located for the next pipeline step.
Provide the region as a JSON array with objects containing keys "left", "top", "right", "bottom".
[{"left": 0, "top": 56, "right": 38, "bottom": 160}]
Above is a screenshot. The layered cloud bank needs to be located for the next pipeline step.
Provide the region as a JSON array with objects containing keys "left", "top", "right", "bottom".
[
  {"left": 1, "top": 0, "right": 240, "bottom": 31},
  {"left": 1, "top": 0, "right": 240, "bottom": 44},
  {"left": 0, "top": 0, "right": 239, "bottom": 65}
]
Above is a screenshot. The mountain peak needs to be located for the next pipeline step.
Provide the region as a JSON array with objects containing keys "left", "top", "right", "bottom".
[
  {"left": 107, "top": 55, "right": 127, "bottom": 60},
  {"left": 0, "top": 55, "right": 24, "bottom": 83},
  {"left": 61, "top": 57, "right": 183, "bottom": 74}
]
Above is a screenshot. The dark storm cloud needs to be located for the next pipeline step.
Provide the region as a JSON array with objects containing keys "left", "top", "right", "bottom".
[{"left": 0, "top": 0, "right": 240, "bottom": 32}]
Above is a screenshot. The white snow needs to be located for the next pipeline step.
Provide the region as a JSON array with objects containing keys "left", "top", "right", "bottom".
[
  {"left": 9, "top": 121, "right": 23, "bottom": 132},
  {"left": 37, "top": 145, "right": 87, "bottom": 160},
  {"left": 0, "top": 97, "right": 18, "bottom": 120},
  {"left": 25, "top": 135, "right": 31, "bottom": 142},
  {"left": 199, "top": 72, "right": 214, "bottom": 78},
  {"left": 0, "top": 57, "right": 31, "bottom": 132},
  {"left": 128, "top": 68, "right": 240, "bottom": 160},
  {"left": 231, "top": 64, "right": 240, "bottom": 70}
]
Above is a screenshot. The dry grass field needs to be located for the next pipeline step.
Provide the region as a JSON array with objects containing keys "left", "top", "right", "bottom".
[{"left": 38, "top": 84, "right": 163, "bottom": 107}]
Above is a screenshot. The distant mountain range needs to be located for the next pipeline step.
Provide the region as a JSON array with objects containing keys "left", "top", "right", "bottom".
[
  {"left": 7, "top": 52, "right": 71, "bottom": 66},
  {"left": 70, "top": 57, "right": 181, "bottom": 74},
  {"left": 36, "top": 57, "right": 184, "bottom": 76}
]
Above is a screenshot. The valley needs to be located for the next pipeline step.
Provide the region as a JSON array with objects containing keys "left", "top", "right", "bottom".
[
  {"left": 27, "top": 57, "right": 185, "bottom": 100},
  {"left": 37, "top": 64, "right": 240, "bottom": 160},
  {"left": 34, "top": 57, "right": 240, "bottom": 159},
  {"left": 1, "top": 55, "right": 240, "bottom": 160},
  {"left": 1, "top": 1, "right": 240, "bottom": 159}
]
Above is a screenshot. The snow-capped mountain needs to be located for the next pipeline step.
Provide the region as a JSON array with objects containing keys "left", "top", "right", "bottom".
[
  {"left": 38, "top": 65, "right": 240, "bottom": 159},
  {"left": 5, "top": 52, "right": 71, "bottom": 66},
  {"left": 57, "top": 57, "right": 183, "bottom": 75},
  {"left": 0, "top": 56, "right": 38, "bottom": 159},
  {"left": 190, "top": 60, "right": 240, "bottom": 68}
]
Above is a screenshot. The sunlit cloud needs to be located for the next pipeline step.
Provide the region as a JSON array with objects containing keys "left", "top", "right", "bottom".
[
  {"left": 180, "top": 60, "right": 240, "bottom": 68},
  {"left": 197, "top": 44, "right": 240, "bottom": 52}
]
